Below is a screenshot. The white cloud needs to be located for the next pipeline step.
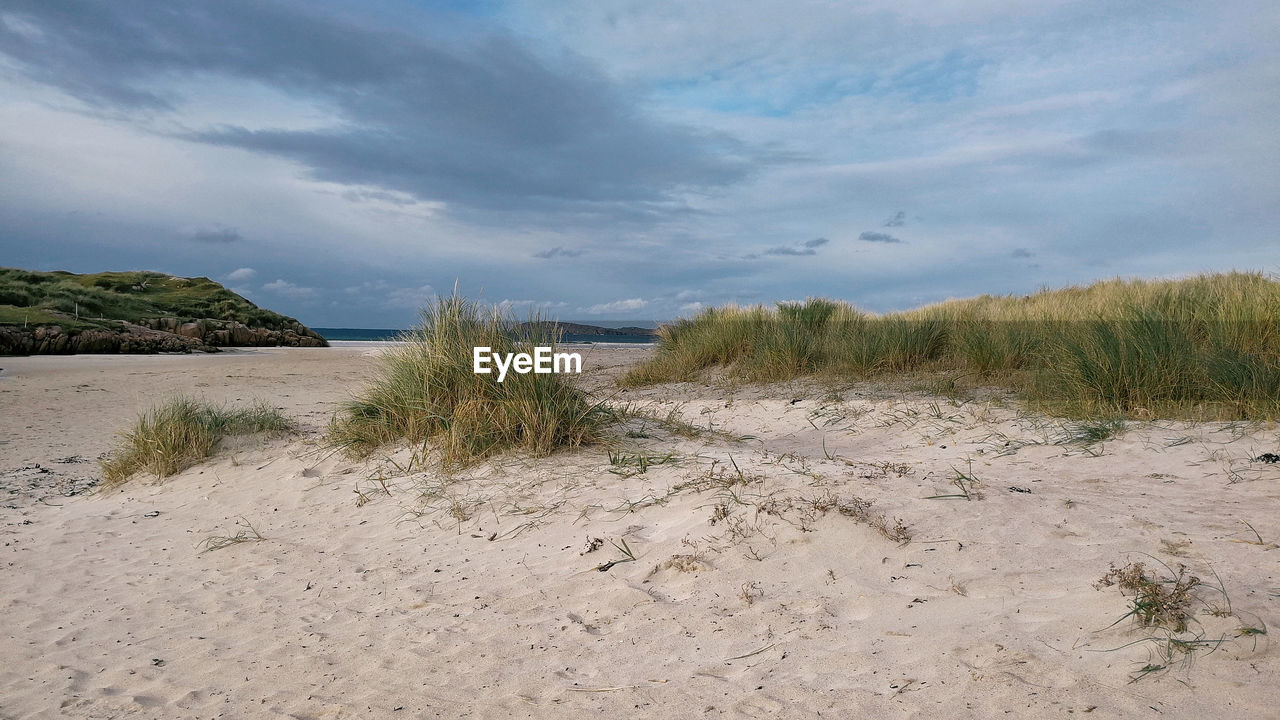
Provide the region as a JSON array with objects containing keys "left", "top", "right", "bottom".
[
  {"left": 583, "top": 298, "right": 648, "bottom": 315},
  {"left": 262, "top": 279, "right": 317, "bottom": 300},
  {"left": 226, "top": 267, "right": 256, "bottom": 282},
  {"left": 493, "top": 299, "right": 569, "bottom": 314}
]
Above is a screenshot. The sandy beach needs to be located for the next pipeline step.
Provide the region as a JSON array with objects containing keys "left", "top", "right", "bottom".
[{"left": 1, "top": 346, "right": 1277, "bottom": 718}]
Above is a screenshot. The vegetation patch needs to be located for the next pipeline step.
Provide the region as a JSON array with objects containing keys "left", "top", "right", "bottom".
[
  {"left": 100, "top": 397, "right": 290, "bottom": 486},
  {"left": 0, "top": 267, "right": 308, "bottom": 330},
  {"left": 326, "top": 295, "right": 607, "bottom": 465},
  {"left": 622, "top": 272, "right": 1280, "bottom": 420},
  {"left": 1095, "top": 561, "right": 1201, "bottom": 632}
]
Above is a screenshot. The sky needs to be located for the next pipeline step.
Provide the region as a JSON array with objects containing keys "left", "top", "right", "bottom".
[{"left": 0, "top": 0, "right": 1276, "bottom": 327}]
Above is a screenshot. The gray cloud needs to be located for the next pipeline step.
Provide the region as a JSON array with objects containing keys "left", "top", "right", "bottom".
[
  {"left": 340, "top": 189, "right": 419, "bottom": 207},
  {"left": 0, "top": 0, "right": 749, "bottom": 219},
  {"left": 187, "top": 226, "right": 242, "bottom": 243},
  {"left": 759, "top": 237, "right": 829, "bottom": 256},
  {"left": 2, "top": 1, "right": 1277, "bottom": 328},
  {"left": 1011, "top": 248, "right": 1034, "bottom": 258},
  {"left": 533, "top": 246, "right": 585, "bottom": 259}
]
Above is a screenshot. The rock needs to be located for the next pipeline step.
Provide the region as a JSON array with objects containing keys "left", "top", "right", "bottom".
[
  {"left": 229, "top": 322, "right": 253, "bottom": 344},
  {"left": 2, "top": 313, "right": 328, "bottom": 356}
]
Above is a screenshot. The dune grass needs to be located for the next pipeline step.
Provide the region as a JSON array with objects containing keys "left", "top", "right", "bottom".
[
  {"left": 622, "top": 272, "right": 1280, "bottom": 420},
  {"left": 100, "top": 396, "right": 290, "bottom": 486},
  {"left": 325, "top": 295, "right": 607, "bottom": 465}
]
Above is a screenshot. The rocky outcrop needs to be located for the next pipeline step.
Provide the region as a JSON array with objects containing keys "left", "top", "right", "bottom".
[
  {"left": 135, "top": 318, "right": 328, "bottom": 348},
  {"left": 0, "top": 318, "right": 327, "bottom": 356},
  {"left": 0, "top": 322, "right": 210, "bottom": 355}
]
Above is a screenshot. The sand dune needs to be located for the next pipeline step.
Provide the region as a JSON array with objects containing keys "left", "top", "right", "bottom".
[{"left": 1, "top": 347, "right": 1277, "bottom": 718}]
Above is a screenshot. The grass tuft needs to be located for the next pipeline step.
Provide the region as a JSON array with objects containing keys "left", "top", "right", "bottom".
[
  {"left": 100, "top": 396, "right": 289, "bottom": 486},
  {"left": 198, "top": 516, "right": 267, "bottom": 553},
  {"left": 325, "top": 294, "right": 606, "bottom": 466}
]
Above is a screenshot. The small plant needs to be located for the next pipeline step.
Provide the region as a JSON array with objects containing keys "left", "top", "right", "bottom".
[
  {"left": 806, "top": 491, "right": 911, "bottom": 542},
  {"left": 1122, "top": 631, "right": 1227, "bottom": 683},
  {"left": 1232, "top": 618, "right": 1269, "bottom": 652},
  {"left": 1095, "top": 561, "right": 1200, "bottom": 632},
  {"left": 101, "top": 396, "right": 289, "bottom": 486},
  {"left": 1059, "top": 417, "right": 1127, "bottom": 445},
  {"left": 1091, "top": 558, "right": 1252, "bottom": 682},
  {"left": 1226, "top": 520, "right": 1278, "bottom": 550},
  {"left": 592, "top": 538, "right": 637, "bottom": 572},
  {"left": 607, "top": 402, "right": 752, "bottom": 442},
  {"left": 198, "top": 517, "right": 266, "bottom": 553},
  {"left": 607, "top": 450, "right": 675, "bottom": 477},
  {"left": 926, "top": 462, "right": 984, "bottom": 500}
]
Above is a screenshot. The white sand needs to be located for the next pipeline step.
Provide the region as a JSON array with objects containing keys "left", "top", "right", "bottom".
[{"left": 1, "top": 347, "right": 1277, "bottom": 718}]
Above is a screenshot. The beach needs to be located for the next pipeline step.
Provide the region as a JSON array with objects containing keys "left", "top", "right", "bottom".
[{"left": 1, "top": 345, "right": 1277, "bottom": 718}]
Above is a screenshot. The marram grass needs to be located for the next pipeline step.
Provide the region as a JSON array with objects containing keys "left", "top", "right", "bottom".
[
  {"left": 100, "top": 396, "right": 290, "bottom": 486},
  {"left": 326, "top": 295, "right": 606, "bottom": 465},
  {"left": 622, "top": 272, "right": 1280, "bottom": 420}
]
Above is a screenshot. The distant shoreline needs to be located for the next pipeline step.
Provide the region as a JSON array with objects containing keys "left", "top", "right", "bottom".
[{"left": 315, "top": 325, "right": 658, "bottom": 344}]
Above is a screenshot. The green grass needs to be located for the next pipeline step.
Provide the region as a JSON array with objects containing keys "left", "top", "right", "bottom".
[
  {"left": 1059, "top": 417, "right": 1128, "bottom": 445},
  {"left": 100, "top": 397, "right": 291, "bottom": 486},
  {"left": 0, "top": 267, "right": 306, "bottom": 330},
  {"left": 325, "top": 294, "right": 607, "bottom": 466},
  {"left": 622, "top": 272, "right": 1280, "bottom": 420},
  {"left": 0, "top": 303, "right": 116, "bottom": 332}
]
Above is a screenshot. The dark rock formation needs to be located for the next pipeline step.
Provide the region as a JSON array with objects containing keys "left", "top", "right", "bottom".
[
  {"left": 0, "top": 318, "right": 327, "bottom": 356},
  {"left": 135, "top": 318, "right": 327, "bottom": 348},
  {"left": 0, "top": 322, "right": 209, "bottom": 355}
]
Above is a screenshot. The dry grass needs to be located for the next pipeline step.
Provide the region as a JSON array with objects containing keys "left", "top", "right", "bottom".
[
  {"left": 198, "top": 517, "right": 267, "bottom": 553},
  {"left": 100, "top": 396, "right": 289, "bottom": 486},
  {"left": 1095, "top": 561, "right": 1201, "bottom": 632},
  {"left": 1091, "top": 558, "right": 1263, "bottom": 682}
]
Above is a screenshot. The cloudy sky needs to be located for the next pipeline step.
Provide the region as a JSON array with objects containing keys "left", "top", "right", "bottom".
[{"left": 1, "top": 1, "right": 1276, "bottom": 327}]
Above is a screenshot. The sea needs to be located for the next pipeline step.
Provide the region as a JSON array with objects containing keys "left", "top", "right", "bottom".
[{"left": 313, "top": 327, "right": 657, "bottom": 345}]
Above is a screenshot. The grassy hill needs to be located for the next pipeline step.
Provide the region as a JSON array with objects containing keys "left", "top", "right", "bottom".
[
  {"left": 0, "top": 268, "right": 307, "bottom": 331},
  {"left": 0, "top": 268, "right": 326, "bottom": 354}
]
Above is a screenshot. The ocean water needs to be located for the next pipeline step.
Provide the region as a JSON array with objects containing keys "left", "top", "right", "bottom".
[
  {"left": 314, "top": 328, "right": 655, "bottom": 344},
  {"left": 313, "top": 328, "right": 404, "bottom": 342}
]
